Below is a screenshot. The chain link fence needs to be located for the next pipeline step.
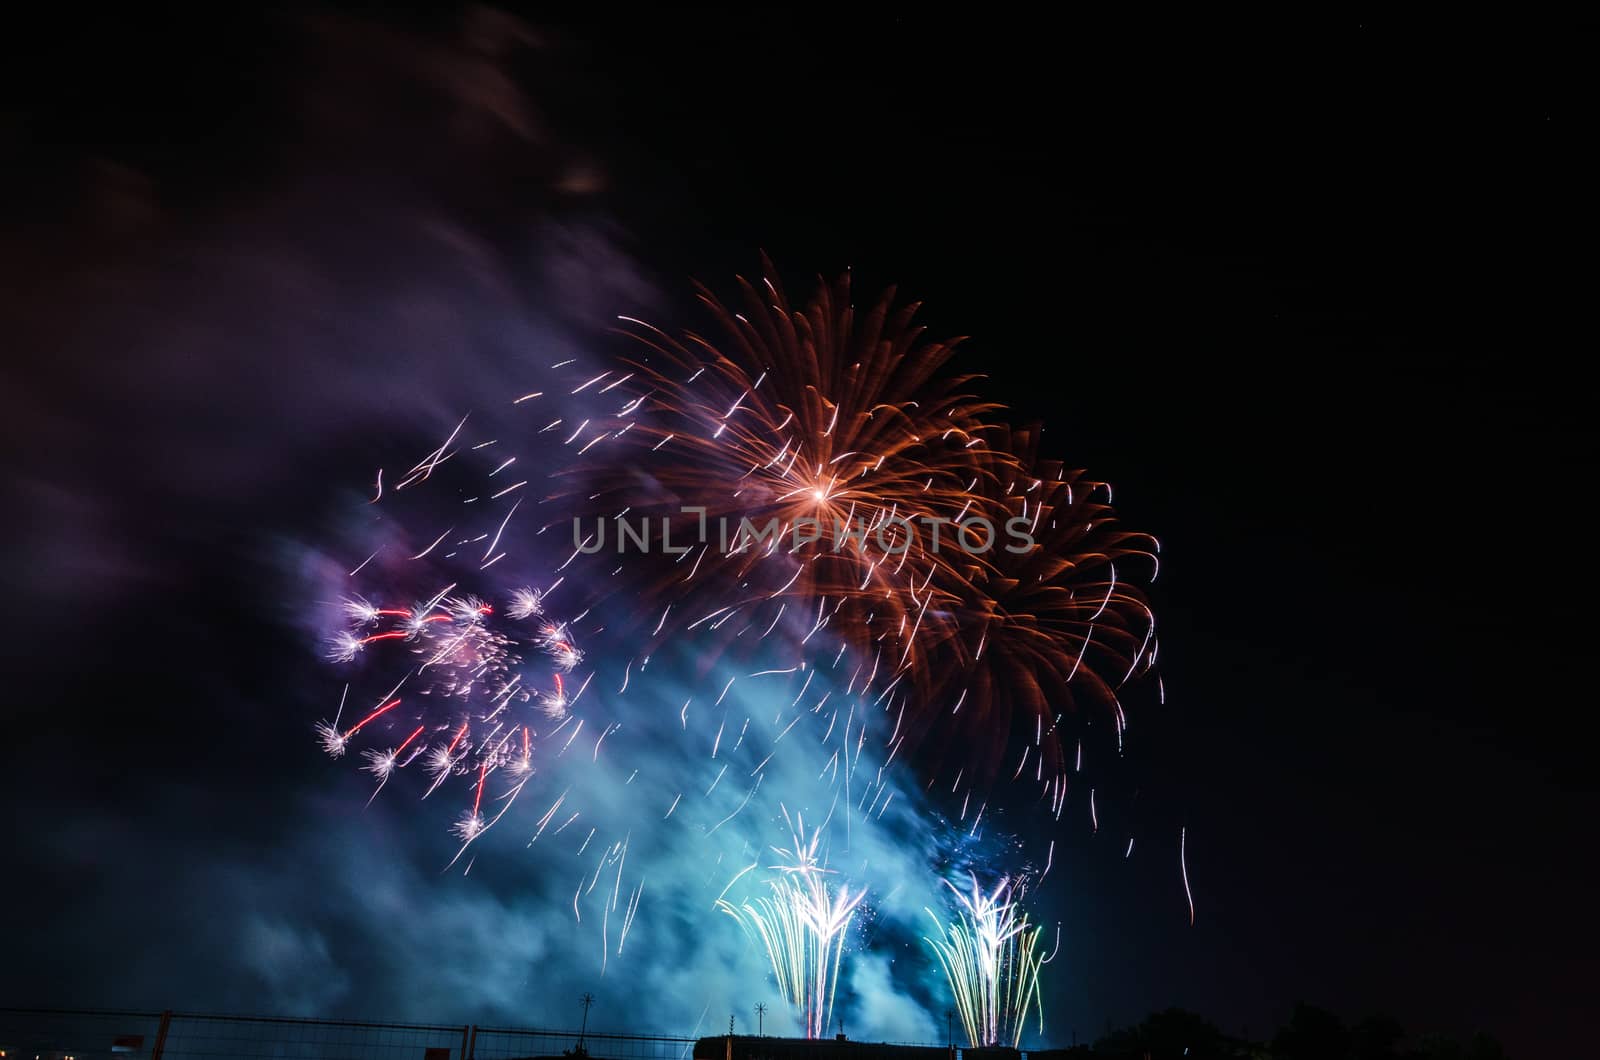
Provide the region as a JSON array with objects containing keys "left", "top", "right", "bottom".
[
  {"left": 469, "top": 1025, "right": 696, "bottom": 1060},
  {"left": 0, "top": 1010, "right": 1031, "bottom": 1060},
  {"left": 0, "top": 1009, "right": 702, "bottom": 1060}
]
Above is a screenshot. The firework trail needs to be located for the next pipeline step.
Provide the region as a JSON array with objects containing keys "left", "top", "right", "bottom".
[
  {"left": 716, "top": 814, "right": 866, "bottom": 1038},
  {"left": 923, "top": 874, "right": 1049, "bottom": 1048},
  {"left": 306, "top": 260, "right": 1179, "bottom": 1005},
  {"left": 316, "top": 584, "right": 580, "bottom": 855},
  {"left": 566, "top": 257, "right": 1014, "bottom": 677},
  {"left": 311, "top": 393, "right": 901, "bottom": 987},
  {"left": 310, "top": 402, "right": 609, "bottom": 868},
  {"left": 564, "top": 264, "right": 1160, "bottom": 828},
  {"left": 911, "top": 426, "right": 1160, "bottom": 791}
]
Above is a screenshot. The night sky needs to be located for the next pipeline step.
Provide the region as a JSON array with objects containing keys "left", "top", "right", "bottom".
[{"left": 1, "top": 9, "right": 1590, "bottom": 1058}]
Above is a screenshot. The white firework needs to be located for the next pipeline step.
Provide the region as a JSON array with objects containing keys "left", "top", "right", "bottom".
[
  {"left": 445, "top": 594, "right": 491, "bottom": 623},
  {"left": 426, "top": 743, "right": 458, "bottom": 777},
  {"left": 340, "top": 594, "right": 381, "bottom": 625},
  {"left": 538, "top": 622, "right": 584, "bottom": 672},
  {"left": 315, "top": 721, "right": 349, "bottom": 757},
  {"left": 324, "top": 631, "right": 364, "bottom": 663},
  {"left": 507, "top": 586, "right": 544, "bottom": 620},
  {"left": 452, "top": 812, "right": 486, "bottom": 843},
  {"left": 540, "top": 689, "right": 569, "bottom": 718},
  {"left": 362, "top": 747, "right": 399, "bottom": 781}
]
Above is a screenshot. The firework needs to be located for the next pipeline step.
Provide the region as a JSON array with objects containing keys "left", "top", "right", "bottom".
[
  {"left": 924, "top": 874, "right": 1050, "bottom": 1048},
  {"left": 717, "top": 815, "right": 865, "bottom": 1038},
  {"left": 306, "top": 260, "right": 1176, "bottom": 1008},
  {"left": 911, "top": 426, "right": 1160, "bottom": 796},
  {"left": 565, "top": 259, "right": 1014, "bottom": 679},
  {"left": 315, "top": 581, "right": 573, "bottom": 858},
  {"left": 559, "top": 266, "right": 1158, "bottom": 816}
]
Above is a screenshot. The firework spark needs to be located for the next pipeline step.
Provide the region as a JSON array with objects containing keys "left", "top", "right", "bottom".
[
  {"left": 909, "top": 425, "right": 1159, "bottom": 797},
  {"left": 565, "top": 267, "right": 1158, "bottom": 814},
  {"left": 307, "top": 260, "right": 1176, "bottom": 1006},
  {"left": 569, "top": 260, "right": 1014, "bottom": 681},
  {"left": 924, "top": 874, "right": 1048, "bottom": 1047},
  {"left": 717, "top": 815, "right": 865, "bottom": 1038},
  {"left": 316, "top": 580, "right": 581, "bottom": 851}
]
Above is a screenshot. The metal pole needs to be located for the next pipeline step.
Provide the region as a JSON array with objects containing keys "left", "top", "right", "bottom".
[
  {"left": 579, "top": 993, "right": 595, "bottom": 1053},
  {"left": 150, "top": 1010, "right": 172, "bottom": 1060}
]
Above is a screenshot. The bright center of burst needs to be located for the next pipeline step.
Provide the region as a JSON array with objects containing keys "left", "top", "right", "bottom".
[{"left": 810, "top": 488, "right": 827, "bottom": 502}]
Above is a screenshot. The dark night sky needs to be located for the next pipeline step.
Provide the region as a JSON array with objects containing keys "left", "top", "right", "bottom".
[{"left": 1, "top": 8, "right": 1592, "bottom": 1057}]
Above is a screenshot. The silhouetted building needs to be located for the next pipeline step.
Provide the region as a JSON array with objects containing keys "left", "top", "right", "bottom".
[{"left": 693, "top": 1035, "right": 955, "bottom": 1060}]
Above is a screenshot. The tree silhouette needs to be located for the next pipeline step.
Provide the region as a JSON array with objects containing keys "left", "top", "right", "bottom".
[
  {"left": 1350, "top": 1013, "right": 1402, "bottom": 1060},
  {"left": 1094, "top": 1007, "right": 1230, "bottom": 1058},
  {"left": 1272, "top": 1003, "right": 1349, "bottom": 1060}
]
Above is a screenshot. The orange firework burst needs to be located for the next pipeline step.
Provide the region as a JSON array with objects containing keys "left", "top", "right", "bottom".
[
  {"left": 915, "top": 427, "right": 1160, "bottom": 795},
  {"left": 574, "top": 259, "right": 1011, "bottom": 670},
  {"left": 563, "top": 261, "right": 1158, "bottom": 806}
]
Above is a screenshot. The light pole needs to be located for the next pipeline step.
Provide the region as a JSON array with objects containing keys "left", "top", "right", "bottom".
[
  {"left": 578, "top": 992, "right": 595, "bottom": 1054},
  {"left": 754, "top": 1003, "right": 768, "bottom": 1037}
]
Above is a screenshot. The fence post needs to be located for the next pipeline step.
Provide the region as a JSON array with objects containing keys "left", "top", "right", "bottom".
[{"left": 151, "top": 1010, "right": 173, "bottom": 1060}]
